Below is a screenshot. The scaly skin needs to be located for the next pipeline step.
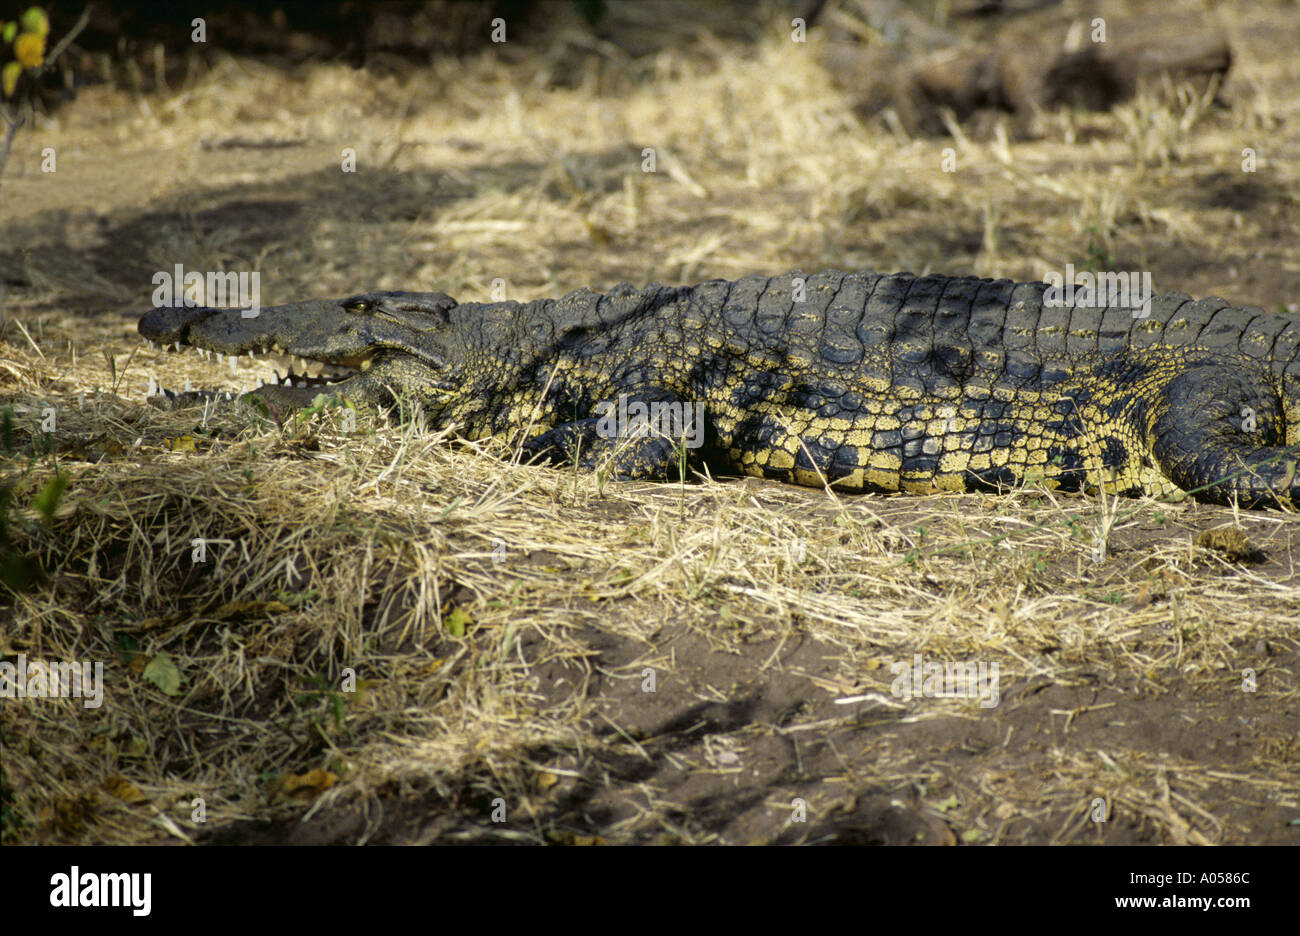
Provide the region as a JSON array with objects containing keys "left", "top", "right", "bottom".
[{"left": 138, "top": 271, "right": 1300, "bottom": 508}]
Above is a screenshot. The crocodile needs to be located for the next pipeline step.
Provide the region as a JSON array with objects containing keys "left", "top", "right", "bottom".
[{"left": 137, "top": 270, "right": 1300, "bottom": 508}]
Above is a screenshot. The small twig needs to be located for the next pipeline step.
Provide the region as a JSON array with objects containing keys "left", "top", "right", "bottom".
[
  {"left": 0, "top": 110, "right": 19, "bottom": 172},
  {"left": 11, "top": 318, "right": 44, "bottom": 361},
  {"left": 32, "top": 6, "right": 94, "bottom": 83}
]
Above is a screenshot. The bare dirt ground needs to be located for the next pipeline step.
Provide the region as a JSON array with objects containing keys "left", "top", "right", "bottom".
[{"left": 1, "top": 0, "right": 1298, "bottom": 845}]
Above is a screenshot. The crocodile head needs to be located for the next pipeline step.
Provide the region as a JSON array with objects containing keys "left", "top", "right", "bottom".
[{"left": 138, "top": 291, "right": 465, "bottom": 413}]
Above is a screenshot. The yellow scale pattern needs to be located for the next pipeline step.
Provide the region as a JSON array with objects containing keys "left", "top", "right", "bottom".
[{"left": 406, "top": 271, "right": 1299, "bottom": 506}]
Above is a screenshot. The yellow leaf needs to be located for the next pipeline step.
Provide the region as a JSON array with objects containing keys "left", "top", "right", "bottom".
[
  {"left": 282, "top": 768, "right": 338, "bottom": 798},
  {"left": 213, "top": 600, "right": 291, "bottom": 619},
  {"left": 537, "top": 771, "right": 559, "bottom": 791},
  {"left": 164, "top": 435, "right": 197, "bottom": 453},
  {"left": 13, "top": 31, "right": 43, "bottom": 68},
  {"left": 124, "top": 736, "right": 149, "bottom": 758},
  {"left": 101, "top": 775, "right": 147, "bottom": 804},
  {"left": 1, "top": 61, "right": 19, "bottom": 98},
  {"left": 547, "top": 830, "right": 606, "bottom": 845}
]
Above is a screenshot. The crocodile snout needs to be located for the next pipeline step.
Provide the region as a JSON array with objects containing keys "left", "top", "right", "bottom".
[{"left": 137, "top": 303, "right": 223, "bottom": 343}]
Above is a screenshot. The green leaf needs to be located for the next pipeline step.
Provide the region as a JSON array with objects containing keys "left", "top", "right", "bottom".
[
  {"left": 444, "top": 607, "right": 470, "bottom": 637},
  {"left": 571, "top": 0, "right": 606, "bottom": 27},
  {"left": 33, "top": 472, "right": 68, "bottom": 520},
  {"left": 116, "top": 633, "right": 140, "bottom": 663},
  {"left": 1, "top": 23, "right": 15, "bottom": 44},
  {"left": 143, "top": 653, "right": 182, "bottom": 696},
  {"left": 2, "top": 61, "right": 20, "bottom": 98},
  {"left": 20, "top": 8, "right": 49, "bottom": 38},
  {"left": 0, "top": 550, "right": 42, "bottom": 592}
]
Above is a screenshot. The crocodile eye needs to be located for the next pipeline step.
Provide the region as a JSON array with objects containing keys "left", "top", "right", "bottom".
[{"left": 344, "top": 298, "right": 373, "bottom": 314}]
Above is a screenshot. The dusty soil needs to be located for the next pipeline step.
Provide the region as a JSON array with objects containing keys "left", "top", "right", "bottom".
[{"left": 1, "top": 0, "right": 1298, "bottom": 845}]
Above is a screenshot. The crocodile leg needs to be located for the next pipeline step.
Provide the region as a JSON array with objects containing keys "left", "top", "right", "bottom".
[
  {"left": 521, "top": 391, "right": 703, "bottom": 480},
  {"left": 1148, "top": 364, "right": 1300, "bottom": 508}
]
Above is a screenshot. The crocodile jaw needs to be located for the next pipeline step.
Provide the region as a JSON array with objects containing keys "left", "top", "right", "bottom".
[
  {"left": 139, "top": 299, "right": 384, "bottom": 362},
  {"left": 138, "top": 294, "right": 458, "bottom": 407}
]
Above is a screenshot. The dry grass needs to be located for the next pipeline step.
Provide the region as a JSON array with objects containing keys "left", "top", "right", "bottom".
[{"left": 2, "top": 0, "right": 1299, "bottom": 844}]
